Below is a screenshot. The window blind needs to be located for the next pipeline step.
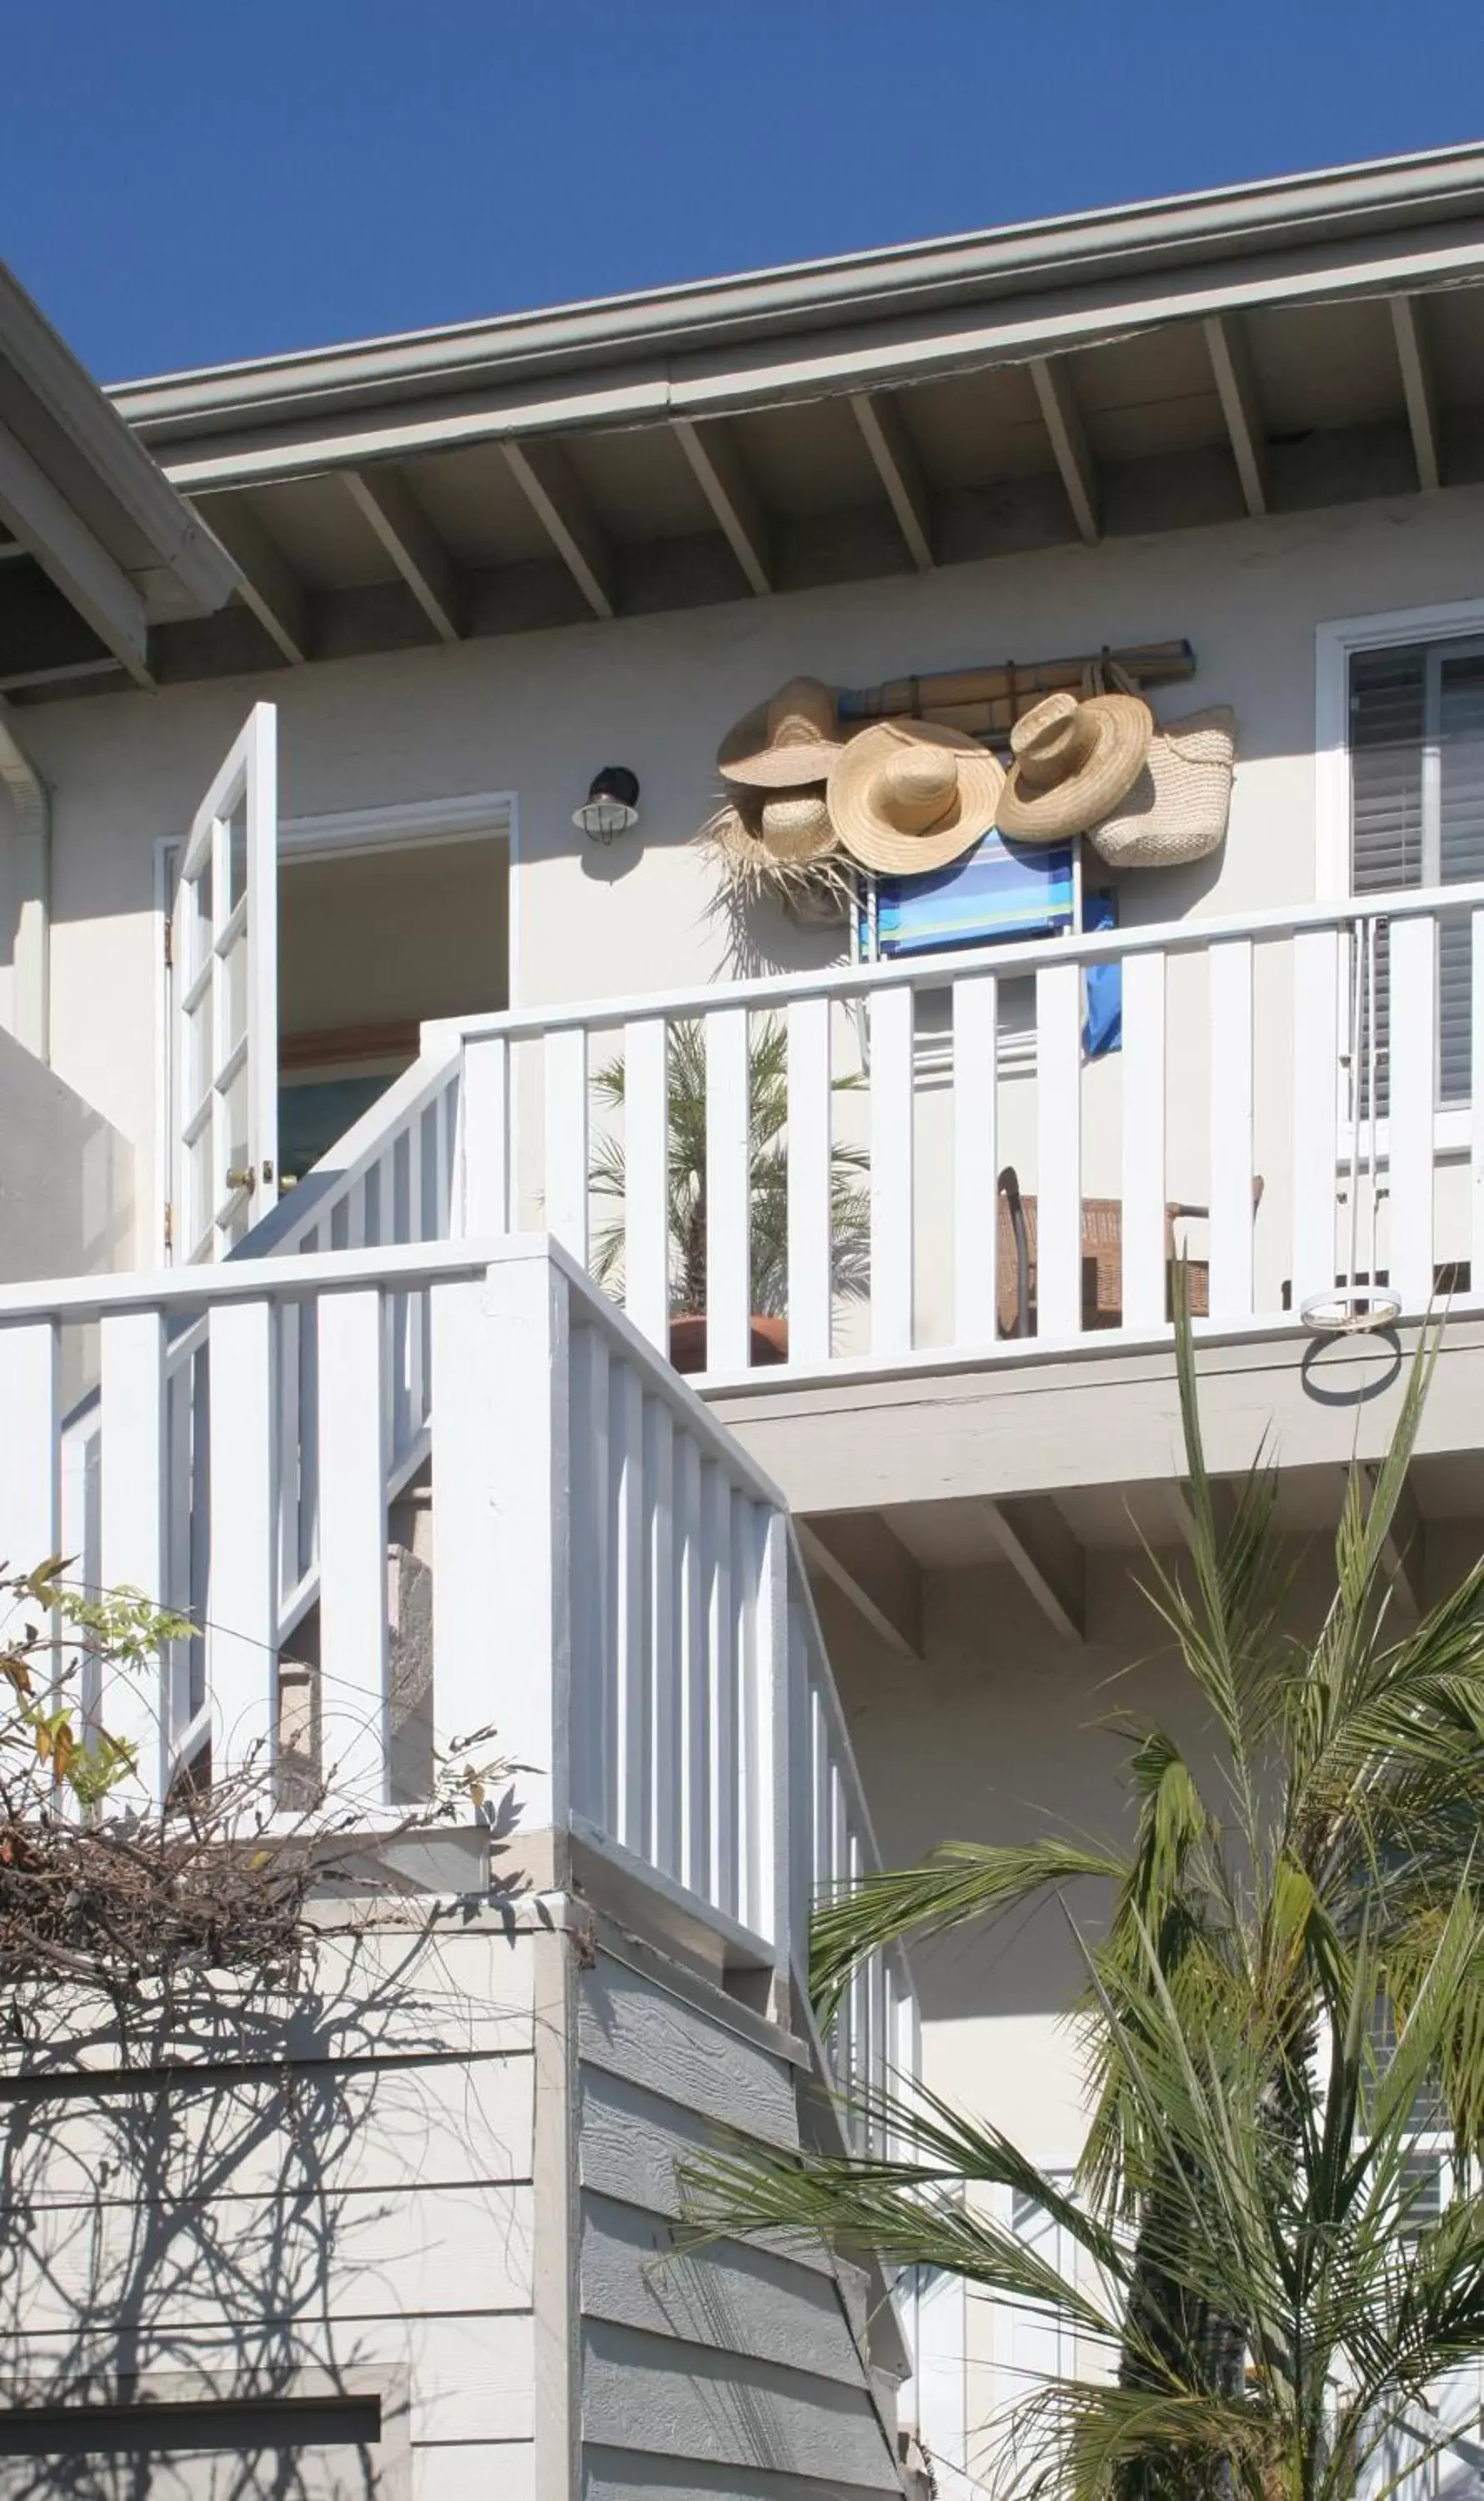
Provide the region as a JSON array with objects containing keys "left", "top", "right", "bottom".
[{"left": 1348, "top": 639, "right": 1484, "bottom": 1105}]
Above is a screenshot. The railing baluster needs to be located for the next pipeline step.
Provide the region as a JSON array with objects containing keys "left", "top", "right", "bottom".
[
  {"left": 705, "top": 1464, "right": 737, "bottom": 1919},
  {"left": 317, "top": 1285, "right": 389, "bottom": 1803},
  {"left": 1035, "top": 960, "right": 1083, "bottom": 1339},
  {"left": 206, "top": 1296, "right": 278, "bottom": 1792},
  {"left": 706, "top": 1005, "right": 751, "bottom": 1374},
  {"left": 99, "top": 1310, "right": 168, "bottom": 1803},
  {"left": 611, "top": 1360, "right": 646, "bottom": 1850},
  {"left": 952, "top": 974, "right": 999, "bottom": 1345},
  {"left": 624, "top": 1017, "right": 669, "bottom": 1351},
  {"left": 544, "top": 1026, "right": 589, "bottom": 1264},
  {"left": 677, "top": 1430, "right": 709, "bottom": 1900},
  {"left": 567, "top": 1321, "right": 610, "bottom": 1825},
  {"left": 0, "top": 1318, "right": 58, "bottom": 1584},
  {"left": 870, "top": 985, "right": 915, "bottom": 1358},
  {"left": 1209, "top": 937, "right": 1255, "bottom": 1321},
  {"left": 1292, "top": 925, "right": 1341, "bottom": 1313},
  {"left": 787, "top": 996, "right": 832, "bottom": 1366},
  {"left": 459, "top": 1032, "right": 510, "bottom": 1235},
  {"left": 1390, "top": 910, "right": 1436, "bottom": 1312},
  {"left": 1121, "top": 950, "right": 1167, "bottom": 1331},
  {"left": 644, "top": 1396, "right": 679, "bottom": 1878},
  {"left": 1472, "top": 909, "right": 1484, "bottom": 1292}
]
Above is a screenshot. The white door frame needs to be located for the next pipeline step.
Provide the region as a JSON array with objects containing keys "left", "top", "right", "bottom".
[{"left": 153, "top": 787, "right": 519, "bottom": 1262}]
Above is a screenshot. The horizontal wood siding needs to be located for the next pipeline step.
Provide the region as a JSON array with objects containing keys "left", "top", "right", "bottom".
[{"left": 577, "top": 1948, "right": 902, "bottom": 2499}]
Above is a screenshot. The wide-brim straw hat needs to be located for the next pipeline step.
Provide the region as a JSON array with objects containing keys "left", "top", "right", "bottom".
[
  {"left": 996, "top": 689, "right": 1152, "bottom": 842},
  {"left": 719, "top": 676, "right": 846, "bottom": 789},
  {"left": 828, "top": 719, "right": 1005, "bottom": 876},
  {"left": 712, "top": 784, "right": 840, "bottom": 868}
]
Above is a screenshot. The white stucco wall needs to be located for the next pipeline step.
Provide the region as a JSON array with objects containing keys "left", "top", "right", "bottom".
[{"left": 5, "top": 481, "right": 1484, "bottom": 1227}]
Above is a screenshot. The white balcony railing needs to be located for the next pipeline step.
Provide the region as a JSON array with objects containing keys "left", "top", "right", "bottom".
[
  {"left": 0, "top": 1238, "right": 909, "bottom": 2133},
  {"left": 246, "top": 881, "right": 1484, "bottom": 1384}
]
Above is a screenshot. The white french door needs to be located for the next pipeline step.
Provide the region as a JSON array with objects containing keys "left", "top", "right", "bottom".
[{"left": 170, "top": 703, "right": 278, "bottom": 1261}]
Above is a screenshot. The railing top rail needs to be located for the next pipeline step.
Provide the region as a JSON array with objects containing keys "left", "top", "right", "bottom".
[
  {"left": 0, "top": 1232, "right": 539, "bottom": 1326},
  {"left": 427, "top": 879, "right": 1484, "bottom": 1047},
  {"left": 236, "top": 1028, "right": 463, "bottom": 1261}
]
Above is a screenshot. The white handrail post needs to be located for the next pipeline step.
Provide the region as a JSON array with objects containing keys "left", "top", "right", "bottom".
[
  {"left": 432, "top": 1250, "right": 573, "bottom": 1870},
  {"left": 458, "top": 1033, "right": 509, "bottom": 1237}
]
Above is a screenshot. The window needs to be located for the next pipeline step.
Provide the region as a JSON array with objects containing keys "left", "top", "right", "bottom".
[{"left": 1349, "top": 636, "right": 1484, "bottom": 1105}]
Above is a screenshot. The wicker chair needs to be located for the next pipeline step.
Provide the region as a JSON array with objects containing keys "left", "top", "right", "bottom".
[{"left": 995, "top": 1168, "right": 1264, "bottom": 1337}]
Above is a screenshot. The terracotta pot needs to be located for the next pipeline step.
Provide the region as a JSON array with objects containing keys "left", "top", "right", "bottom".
[{"left": 668, "top": 1313, "right": 789, "bottom": 1376}]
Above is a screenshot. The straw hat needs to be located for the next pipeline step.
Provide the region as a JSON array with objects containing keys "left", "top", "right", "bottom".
[
  {"left": 713, "top": 784, "right": 840, "bottom": 869},
  {"left": 719, "top": 676, "right": 846, "bottom": 789},
  {"left": 996, "top": 689, "right": 1152, "bottom": 842},
  {"left": 828, "top": 719, "right": 1005, "bottom": 876}
]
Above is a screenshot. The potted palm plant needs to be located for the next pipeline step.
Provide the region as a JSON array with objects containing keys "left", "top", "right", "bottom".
[{"left": 590, "top": 1016, "right": 870, "bottom": 1372}]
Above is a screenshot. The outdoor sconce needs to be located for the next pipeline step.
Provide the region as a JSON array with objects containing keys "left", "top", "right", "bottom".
[{"left": 573, "top": 765, "right": 640, "bottom": 844}]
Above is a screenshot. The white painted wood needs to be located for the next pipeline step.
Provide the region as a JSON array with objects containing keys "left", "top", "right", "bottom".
[
  {"left": 1389, "top": 910, "right": 1437, "bottom": 1312},
  {"left": 205, "top": 1296, "right": 278, "bottom": 1789},
  {"left": 578, "top": 1959, "right": 799, "bottom": 2146},
  {"left": 850, "top": 390, "right": 934, "bottom": 571},
  {"left": 624, "top": 1017, "right": 670, "bottom": 1351},
  {"left": 1291, "top": 926, "right": 1341, "bottom": 1310},
  {"left": 1120, "top": 949, "right": 1167, "bottom": 1331},
  {"left": 675, "top": 1426, "right": 709, "bottom": 1905},
  {"left": 459, "top": 1033, "right": 510, "bottom": 1235},
  {"left": 203, "top": 492, "right": 308, "bottom": 664},
  {"left": 644, "top": 1395, "right": 679, "bottom": 1880},
  {"left": 0, "top": 1319, "right": 58, "bottom": 1576},
  {"left": 611, "top": 1362, "right": 647, "bottom": 1856},
  {"left": 705, "top": 1005, "right": 751, "bottom": 1375},
  {"left": 1208, "top": 937, "right": 1255, "bottom": 1320},
  {"left": 754, "top": 1511, "right": 790, "bottom": 1961},
  {"left": 1391, "top": 296, "right": 1442, "bottom": 492},
  {"left": 429, "top": 1271, "right": 497, "bottom": 1766},
  {"left": 579, "top": 2318, "right": 898, "bottom": 2486},
  {"left": 1204, "top": 313, "right": 1269, "bottom": 517},
  {"left": 952, "top": 974, "right": 999, "bottom": 1344},
  {"left": 98, "top": 1309, "right": 168, "bottom": 1802},
  {"left": 672, "top": 418, "right": 772, "bottom": 594},
  {"left": 869, "top": 986, "right": 915, "bottom": 1359},
  {"left": 344, "top": 464, "right": 462, "bottom": 641},
  {"left": 544, "top": 1025, "right": 589, "bottom": 1263},
  {"left": 502, "top": 436, "right": 614, "bottom": 619},
  {"left": 787, "top": 995, "right": 833, "bottom": 1366},
  {"left": 581, "top": 2193, "right": 864, "bottom": 2383},
  {"left": 1471, "top": 910, "right": 1484, "bottom": 1289},
  {"left": 1029, "top": 354, "right": 1100, "bottom": 543},
  {"left": 568, "top": 1322, "right": 611, "bottom": 1826},
  {"left": 170, "top": 702, "right": 278, "bottom": 1262},
  {"left": 703, "top": 1462, "right": 737, "bottom": 1918},
  {"left": 316, "top": 1285, "right": 390, "bottom": 1803},
  {"left": 474, "top": 1255, "right": 571, "bottom": 1837},
  {"left": 1035, "top": 959, "right": 1083, "bottom": 1339}
]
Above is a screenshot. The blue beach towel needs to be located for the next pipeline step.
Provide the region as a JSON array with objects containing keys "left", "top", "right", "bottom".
[{"left": 871, "top": 828, "right": 1075, "bottom": 956}]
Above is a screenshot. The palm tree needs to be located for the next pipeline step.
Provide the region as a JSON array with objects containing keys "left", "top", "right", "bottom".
[
  {"left": 688, "top": 1314, "right": 1484, "bottom": 2501},
  {"left": 589, "top": 1015, "right": 871, "bottom": 1317}
]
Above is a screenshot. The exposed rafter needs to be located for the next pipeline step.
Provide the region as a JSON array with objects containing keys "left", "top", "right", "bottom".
[
  {"left": 850, "top": 392, "right": 934, "bottom": 572},
  {"left": 0, "top": 413, "right": 151, "bottom": 685},
  {"left": 977, "top": 1495, "right": 1085, "bottom": 1642},
  {"left": 502, "top": 438, "right": 614, "bottom": 619},
  {"left": 1390, "top": 294, "right": 1443, "bottom": 491},
  {"left": 344, "top": 465, "right": 462, "bottom": 643},
  {"left": 673, "top": 418, "right": 772, "bottom": 595},
  {"left": 1204, "top": 313, "right": 1270, "bottom": 519},
  {"left": 796, "top": 1514, "right": 923, "bottom": 1661},
  {"left": 1029, "top": 356, "right": 1100, "bottom": 545},
  {"left": 200, "top": 494, "right": 309, "bottom": 666}
]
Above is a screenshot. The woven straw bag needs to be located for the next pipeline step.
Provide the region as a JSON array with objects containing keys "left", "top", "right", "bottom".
[{"left": 1079, "top": 659, "right": 1236, "bottom": 869}]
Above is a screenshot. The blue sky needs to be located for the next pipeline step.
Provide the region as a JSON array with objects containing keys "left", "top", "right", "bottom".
[{"left": 8, "top": 1, "right": 1483, "bottom": 383}]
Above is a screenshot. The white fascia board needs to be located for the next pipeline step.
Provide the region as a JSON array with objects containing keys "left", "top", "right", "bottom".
[
  {"left": 0, "top": 266, "right": 237, "bottom": 616},
  {"left": 145, "top": 223, "right": 1484, "bottom": 494}
]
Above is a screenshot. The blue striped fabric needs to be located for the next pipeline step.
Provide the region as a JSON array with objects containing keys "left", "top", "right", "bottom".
[{"left": 872, "top": 829, "right": 1075, "bottom": 957}]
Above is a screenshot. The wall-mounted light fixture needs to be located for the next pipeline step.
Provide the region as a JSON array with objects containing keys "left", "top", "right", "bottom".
[{"left": 573, "top": 765, "right": 640, "bottom": 844}]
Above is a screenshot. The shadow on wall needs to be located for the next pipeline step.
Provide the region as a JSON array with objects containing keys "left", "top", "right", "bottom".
[
  {"left": 0, "top": 1027, "right": 133, "bottom": 1289},
  {"left": 0, "top": 1921, "right": 527, "bottom": 2499}
]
